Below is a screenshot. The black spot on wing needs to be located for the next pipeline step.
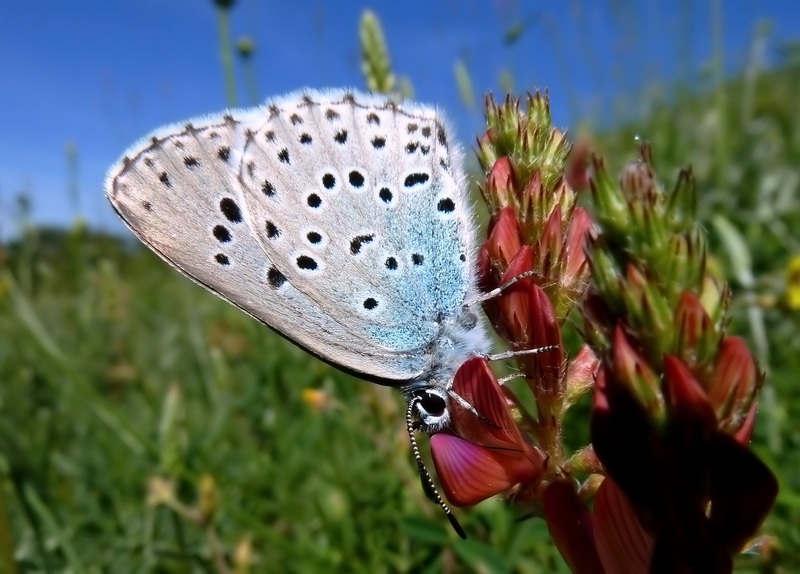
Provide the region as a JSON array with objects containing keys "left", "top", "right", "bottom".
[
  {"left": 220, "top": 198, "right": 242, "bottom": 223},
  {"left": 437, "top": 198, "right": 455, "bottom": 213},
  {"left": 404, "top": 173, "right": 429, "bottom": 188},
  {"left": 213, "top": 225, "right": 232, "bottom": 242},
  {"left": 297, "top": 255, "right": 318, "bottom": 270},
  {"left": 267, "top": 266, "right": 286, "bottom": 288},
  {"left": 350, "top": 234, "right": 374, "bottom": 255}
]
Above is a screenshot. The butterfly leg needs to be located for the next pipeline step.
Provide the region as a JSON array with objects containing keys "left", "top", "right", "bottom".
[
  {"left": 467, "top": 270, "right": 560, "bottom": 364},
  {"left": 481, "top": 346, "right": 559, "bottom": 362},
  {"left": 472, "top": 270, "right": 541, "bottom": 304},
  {"left": 497, "top": 372, "right": 524, "bottom": 386}
]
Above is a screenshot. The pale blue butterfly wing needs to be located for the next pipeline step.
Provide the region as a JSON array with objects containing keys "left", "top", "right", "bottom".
[{"left": 106, "top": 89, "right": 486, "bottom": 385}]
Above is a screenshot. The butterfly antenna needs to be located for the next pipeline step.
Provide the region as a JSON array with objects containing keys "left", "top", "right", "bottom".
[{"left": 406, "top": 399, "right": 467, "bottom": 539}]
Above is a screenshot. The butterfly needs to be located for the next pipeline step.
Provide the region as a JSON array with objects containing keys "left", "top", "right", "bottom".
[{"left": 106, "top": 89, "right": 546, "bottom": 537}]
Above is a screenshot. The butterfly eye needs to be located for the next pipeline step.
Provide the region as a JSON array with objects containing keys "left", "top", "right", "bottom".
[{"left": 415, "top": 390, "right": 447, "bottom": 418}]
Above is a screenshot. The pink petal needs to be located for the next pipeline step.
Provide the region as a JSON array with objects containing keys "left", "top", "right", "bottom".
[
  {"left": 594, "top": 477, "right": 653, "bottom": 574},
  {"left": 430, "top": 432, "right": 539, "bottom": 507},
  {"left": 542, "top": 481, "right": 605, "bottom": 574},
  {"left": 448, "top": 357, "right": 525, "bottom": 449}
]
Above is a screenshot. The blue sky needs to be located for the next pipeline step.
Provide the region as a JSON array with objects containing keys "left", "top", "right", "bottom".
[{"left": 2, "top": 0, "right": 798, "bottom": 239}]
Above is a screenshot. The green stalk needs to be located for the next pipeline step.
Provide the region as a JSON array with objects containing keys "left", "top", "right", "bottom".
[{"left": 217, "top": 5, "right": 238, "bottom": 106}]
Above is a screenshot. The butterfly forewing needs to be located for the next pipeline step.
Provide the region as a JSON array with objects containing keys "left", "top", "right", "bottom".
[{"left": 106, "top": 89, "right": 478, "bottom": 384}]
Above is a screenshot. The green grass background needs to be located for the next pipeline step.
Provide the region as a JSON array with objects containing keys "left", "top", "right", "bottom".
[{"left": 2, "top": 4, "right": 799, "bottom": 572}]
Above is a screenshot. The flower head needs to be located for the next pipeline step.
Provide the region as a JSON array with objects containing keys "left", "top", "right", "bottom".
[
  {"left": 428, "top": 95, "right": 776, "bottom": 573},
  {"left": 585, "top": 145, "right": 777, "bottom": 570}
]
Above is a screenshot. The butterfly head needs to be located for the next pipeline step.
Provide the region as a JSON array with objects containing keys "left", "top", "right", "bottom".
[{"left": 407, "top": 386, "right": 451, "bottom": 433}]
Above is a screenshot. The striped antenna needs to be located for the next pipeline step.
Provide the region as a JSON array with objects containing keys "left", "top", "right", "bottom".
[{"left": 406, "top": 398, "right": 466, "bottom": 539}]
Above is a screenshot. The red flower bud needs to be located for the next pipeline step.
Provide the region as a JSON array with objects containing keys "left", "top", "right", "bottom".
[
  {"left": 662, "top": 355, "right": 717, "bottom": 436},
  {"left": 485, "top": 206, "right": 523, "bottom": 273},
  {"left": 533, "top": 206, "right": 564, "bottom": 280},
  {"left": 674, "top": 291, "right": 716, "bottom": 356},
  {"left": 707, "top": 337, "right": 762, "bottom": 435},
  {"left": 476, "top": 242, "right": 494, "bottom": 293},
  {"left": 565, "top": 138, "right": 592, "bottom": 191},
  {"left": 611, "top": 326, "right": 664, "bottom": 419},
  {"left": 494, "top": 246, "right": 534, "bottom": 345},
  {"left": 521, "top": 169, "right": 544, "bottom": 222},
  {"left": 564, "top": 345, "right": 600, "bottom": 407},
  {"left": 564, "top": 207, "right": 593, "bottom": 287},
  {"left": 483, "top": 156, "right": 518, "bottom": 212},
  {"left": 493, "top": 247, "right": 564, "bottom": 392}
]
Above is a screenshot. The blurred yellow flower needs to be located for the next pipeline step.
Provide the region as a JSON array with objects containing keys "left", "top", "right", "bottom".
[
  {"left": 233, "top": 535, "right": 253, "bottom": 574},
  {"left": 302, "top": 388, "right": 331, "bottom": 412},
  {"left": 786, "top": 255, "right": 800, "bottom": 310},
  {"left": 147, "top": 476, "right": 175, "bottom": 506}
]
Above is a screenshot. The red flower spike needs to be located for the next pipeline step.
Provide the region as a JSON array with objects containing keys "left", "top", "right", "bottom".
[
  {"left": 431, "top": 358, "right": 543, "bottom": 506},
  {"left": 593, "top": 477, "right": 654, "bottom": 574},
  {"left": 542, "top": 481, "right": 605, "bottom": 574},
  {"left": 707, "top": 336, "right": 761, "bottom": 434},
  {"left": 520, "top": 169, "right": 545, "bottom": 222}
]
